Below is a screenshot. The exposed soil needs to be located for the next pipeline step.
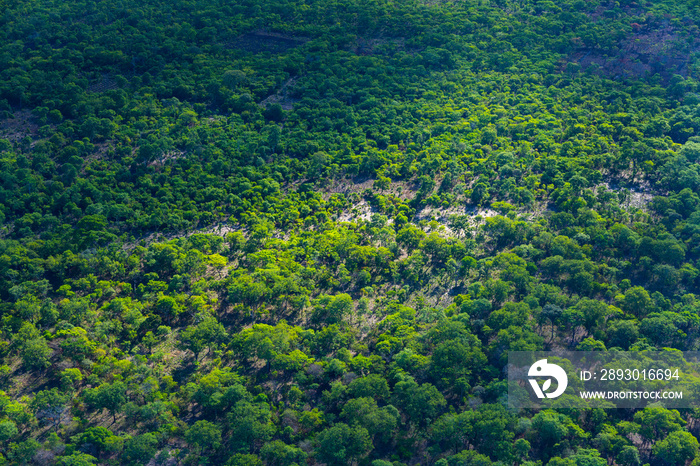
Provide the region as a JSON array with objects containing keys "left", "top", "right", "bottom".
[
  {"left": 337, "top": 200, "right": 375, "bottom": 223},
  {"left": 348, "top": 36, "right": 409, "bottom": 56},
  {"left": 149, "top": 149, "right": 188, "bottom": 167},
  {"left": 570, "top": 12, "right": 699, "bottom": 80},
  {"left": 0, "top": 109, "right": 39, "bottom": 144},
  {"left": 599, "top": 181, "right": 655, "bottom": 210},
  {"left": 226, "top": 30, "right": 309, "bottom": 54},
  {"left": 87, "top": 74, "right": 120, "bottom": 93},
  {"left": 259, "top": 76, "right": 299, "bottom": 111}
]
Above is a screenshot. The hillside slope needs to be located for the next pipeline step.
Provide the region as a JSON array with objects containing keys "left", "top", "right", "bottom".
[{"left": 1, "top": 0, "right": 700, "bottom": 464}]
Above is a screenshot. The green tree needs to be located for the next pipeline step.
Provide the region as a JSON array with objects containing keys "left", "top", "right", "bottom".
[
  {"left": 84, "top": 381, "right": 127, "bottom": 422},
  {"left": 55, "top": 453, "right": 98, "bottom": 466},
  {"left": 73, "top": 427, "right": 121, "bottom": 458},
  {"left": 260, "top": 440, "right": 307, "bottom": 466},
  {"left": 122, "top": 433, "right": 158, "bottom": 465},
  {"left": 0, "top": 420, "right": 18, "bottom": 443},
  {"left": 393, "top": 376, "right": 446, "bottom": 425},
  {"left": 348, "top": 374, "right": 391, "bottom": 401},
  {"left": 529, "top": 411, "right": 585, "bottom": 457},
  {"left": 16, "top": 323, "right": 51, "bottom": 370},
  {"left": 397, "top": 226, "right": 426, "bottom": 250},
  {"left": 430, "top": 339, "right": 486, "bottom": 391},
  {"left": 226, "top": 401, "right": 275, "bottom": 452},
  {"left": 21, "top": 337, "right": 52, "bottom": 370},
  {"left": 621, "top": 287, "right": 653, "bottom": 318},
  {"left": 185, "top": 420, "right": 222, "bottom": 454},
  {"left": 31, "top": 388, "right": 68, "bottom": 431},
  {"left": 340, "top": 397, "right": 399, "bottom": 443},
  {"left": 616, "top": 446, "right": 641, "bottom": 466},
  {"left": 315, "top": 423, "right": 373, "bottom": 465},
  {"left": 10, "top": 434, "right": 39, "bottom": 461},
  {"left": 634, "top": 407, "right": 684, "bottom": 442},
  {"left": 514, "top": 438, "right": 530, "bottom": 463},
  {"left": 575, "top": 298, "right": 609, "bottom": 336},
  {"left": 315, "top": 293, "right": 354, "bottom": 324},
  {"left": 471, "top": 182, "right": 490, "bottom": 205},
  {"left": 226, "top": 454, "right": 263, "bottom": 466},
  {"left": 181, "top": 316, "right": 228, "bottom": 359},
  {"left": 606, "top": 320, "right": 639, "bottom": 349},
  {"left": 652, "top": 431, "right": 699, "bottom": 466},
  {"left": 445, "top": 449, "right": 493, "bottom": 465}
]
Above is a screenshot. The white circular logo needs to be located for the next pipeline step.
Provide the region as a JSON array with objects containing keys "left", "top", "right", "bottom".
[{"left": 528, "top": 359, "right": 568, "bottom": 399}]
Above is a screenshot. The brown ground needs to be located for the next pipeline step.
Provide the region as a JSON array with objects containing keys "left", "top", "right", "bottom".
[
  {"left": 225, "top": 30, "right": 308, "bottom": 54},
  {"left": 0, "top": 109, "right": 39, "bottom": 144},
  {"left": 570, "top": 9, "right": 699, "bottom": 80}
]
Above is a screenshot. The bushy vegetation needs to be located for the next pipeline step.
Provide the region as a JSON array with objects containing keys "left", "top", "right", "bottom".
[{"left": 1, "top": 0, "right": 700, "bottom": 464}]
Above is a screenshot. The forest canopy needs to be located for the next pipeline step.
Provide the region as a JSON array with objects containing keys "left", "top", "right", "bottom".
[{"left": 1, "top": 0, "right": 700, "bottom": 464}]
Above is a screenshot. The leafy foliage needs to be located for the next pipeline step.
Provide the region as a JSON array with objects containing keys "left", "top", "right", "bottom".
[{"left": 1, "top": 0, "right": 700, "bottom": 464}]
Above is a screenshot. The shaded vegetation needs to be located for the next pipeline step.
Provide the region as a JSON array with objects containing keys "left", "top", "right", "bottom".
[{"left": 1, "top": 0, "right": 700, "bottom": 464}]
